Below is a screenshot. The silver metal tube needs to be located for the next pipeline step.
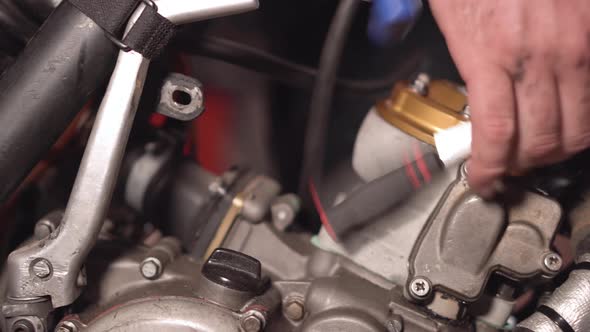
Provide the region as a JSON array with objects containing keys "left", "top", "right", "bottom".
[
  {"left": 5, "top": 0, "right": 259, "bottom": 309},
  {"left": 155, "top": 0, "right": 258, "bottom": 25},
  {"left": 6, "top": 46, "right": 148, "bottom": 310}
]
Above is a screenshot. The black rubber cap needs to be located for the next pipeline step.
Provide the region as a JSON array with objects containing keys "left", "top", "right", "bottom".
[{"left": 202, "top": 248, "right": 262, "bottom": 292}]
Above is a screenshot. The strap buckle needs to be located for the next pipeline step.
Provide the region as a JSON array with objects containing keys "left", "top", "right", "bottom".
[{"left": 105, "top": 0, "right": 158, "bottom": 52}]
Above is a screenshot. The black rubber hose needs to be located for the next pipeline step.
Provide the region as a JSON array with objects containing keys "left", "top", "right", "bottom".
[
  {"left": 325, "top": 152, "right": 443, "bottom": 238},
  {"left": 0, "top": 1, "right": 118, "bottom": 203},
  {"left": 298, "top": 0, "right": 361, "bottom": 195},
  {"left": 176, "top": 35, "right": 422, "bottom": 95}
]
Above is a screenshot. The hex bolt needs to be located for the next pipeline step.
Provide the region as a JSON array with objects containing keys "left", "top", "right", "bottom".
[
  {"left": 543, "top": 252, "right": 563, "bottom": 272},
  {"left": 385, "top": 315, "right": 404, "bottom": 332},
  {"left": 271, "top": 194, "right": 301, "bottom": 232},
  {"left": 31, "top": 259, "right": 52, "bottom": 279},
  {"left": 139, "top": 237, "right": 182, "bottom": 280},
  {"left": 283, "top": 298, "right": 305, "bottom": 321},
  {"left": 240, "top": 313, "right": 263, "bottom": 332},
  {"left": 140, "top": 257, "right": 162, "bottom": 280},
  {"left": 409, "top": 277, "right": 431, "bottom": 299},
  {"left": 411, "top": 73, "right": 430, "bottom": 96},
  {"left": 56, "top": 321, "right": 78, "bottom": 332},
  {"left": 11, "top": 319, "right": 35, "bottom": 332}
]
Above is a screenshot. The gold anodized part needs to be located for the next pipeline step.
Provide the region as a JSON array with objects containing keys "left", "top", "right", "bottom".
[{"left": 377, "top": 80, "right": 468, "bottom": 145}]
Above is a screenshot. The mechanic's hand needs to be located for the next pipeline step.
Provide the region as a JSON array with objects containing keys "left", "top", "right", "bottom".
[{"left": 429, "top": 0, "right": 590, "bottom": 196}]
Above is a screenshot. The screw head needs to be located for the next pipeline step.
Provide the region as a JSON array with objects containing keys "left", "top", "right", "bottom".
[
  {"left": 284, "top": 299, "right": 305, "bottom": 321},
  {"left": 543, "top": 252, "right": 563, "bottom": 272},
  {"left": 31, "top": 259, "right": 52, "bottom": 279},
  {"left": 409, "top": 277, "right": 431, "bottom": 299},
  {"left": 140, "top": 258, "right": 162, "bottom": 280},
  {"left": 240, "top": 314, "right": 262, "bottom": 332}
]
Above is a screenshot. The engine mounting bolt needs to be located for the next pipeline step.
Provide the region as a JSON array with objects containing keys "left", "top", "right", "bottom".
[
  {"left": 11, "top": 319, "right": 35, "bottom": 332},
  {"left": 543, "top": 252, "right": 563, "bottom": 272},
  {"left": 284, "top": 298, "right": 305, "bottom": 321},
  {"left": 409, "top": 277, "right": 431, "bottom": 299},
  {"left": 56, "top": 321, "right": 78, "bottom": 332},
  {"left": 140, "top": 257, "right": 163, "bottom": 280},
  {"left": 240, "top": 313, "right": 263, "bottom": 332},
  {"left": 31, "top": 259, "right": 52, "bottom": 279},
  {"left": 385, "top": 315, "right": 404, "bottom": 332}
]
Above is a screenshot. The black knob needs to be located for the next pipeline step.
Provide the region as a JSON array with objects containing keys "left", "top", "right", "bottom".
[{"left": 202, "top": 248, "right": 262, "bottom": 293}]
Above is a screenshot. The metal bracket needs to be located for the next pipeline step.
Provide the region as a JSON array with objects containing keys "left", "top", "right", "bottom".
[
  {"left": 157, "top": 73, "right": 205, "bottom": 121},
  {"left": 4, "top": 0, "right": 259, "bottom": 310}
]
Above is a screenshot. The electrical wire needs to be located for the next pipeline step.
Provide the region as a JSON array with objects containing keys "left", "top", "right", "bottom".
[
  {"left": 298, "top": 0, "right": 362, "bottom": 196},
  {"left": 176, "top": 35, "right": 422, "bottom": 95}
]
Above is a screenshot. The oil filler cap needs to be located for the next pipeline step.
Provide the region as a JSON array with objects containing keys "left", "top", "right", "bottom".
[{"left": 202, "top": 248, "right": 263, "bottom": 293}]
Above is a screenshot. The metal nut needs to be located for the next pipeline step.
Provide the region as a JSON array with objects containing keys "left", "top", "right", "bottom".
[
  {"left": 283, "top": 298, "right": 305, "bottom": 321},
  {"left": 409, "top": 277, "right": 431, "bottom": 299},
  {"left": 543, "top": 252, "right": 563, "bottom": 272},
  {"left": 31, "top": 259, "right": 52, "bottom": 279},
  {"left": 240, "top": 313, "right": 263, "bottom": 332},
  {"left": 140, "top": 257, "right": 163, "bottom": 280}
]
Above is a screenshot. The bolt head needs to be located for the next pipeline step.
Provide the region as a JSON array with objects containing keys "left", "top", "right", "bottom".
[
  {"left": 31, "top": 259, "right": 52, "bottom": 279},
  {"left": 385, "top": 317, "right": 404, "bottom": 332},
  {"left": 56, "top": 321, "right": 77, "bottom": 332},
  {"left": 241, "top": 314, "right": 262, "bottom": 332},
  {"left": 284, "top": 299, "right": 305, "bottom": 321},
  {"left": 543, "top": 252, "right": 563, "bottom": 272},
  {"left": 140, "top": 258, "right": 162, "bottom": 280},
  {"left": 11, "top": 319, "right": 35, "bottom": 332},
  {"left": 409, "top": 277, "right": 431, "bottom": 298}
]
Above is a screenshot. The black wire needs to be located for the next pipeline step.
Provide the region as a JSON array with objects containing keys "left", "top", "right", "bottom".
[
  {"left": 298, "top": 0, "right": 361, "bottom": 195},
  {"left": 177, "top": 35, "right": 421, "bottom": 95}
]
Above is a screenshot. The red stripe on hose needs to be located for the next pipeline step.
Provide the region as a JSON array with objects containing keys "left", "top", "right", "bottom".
[
  {"left": 413, "top": 143, "right": 431, "bottom": 183},
  {"left": 404, "top": 152, "right": 421, "bottom": 189},
  {"left": 309, "top": 180, "right": 338, "bottom": 241}
]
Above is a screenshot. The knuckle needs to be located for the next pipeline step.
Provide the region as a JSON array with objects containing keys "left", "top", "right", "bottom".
[
  {"left": 522, "top": 134, "right": 561, "bottom": 160},
  {"left": 482, "top": 117, "right": 515, "bottom": 144},
  {"left": 564, "top": 132, "right": 590, "bottom": 154}
]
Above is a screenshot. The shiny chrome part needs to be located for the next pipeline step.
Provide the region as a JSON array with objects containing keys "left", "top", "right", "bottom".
[
  {"left": 154, "top": 0, "right": 259, "bottom": 25},
  {"left": 409, "top": 277, "right": 431, "bottom": 299},
  {"left": 543, "top": 252, "right": 563, "bottom": 273},
  {"left": 5, "top": 0, "right": 260, "bottom": 310}
]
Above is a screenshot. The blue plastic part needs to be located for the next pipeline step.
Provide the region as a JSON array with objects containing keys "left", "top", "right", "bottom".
[{"left": 368, "top": 0, "right": 423, "bottom": 46}]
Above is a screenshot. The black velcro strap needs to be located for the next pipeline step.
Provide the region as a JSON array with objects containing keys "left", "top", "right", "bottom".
[
  {"left": 538, "top": 305, "right": 575, "bottom": 332},
  {"left": 69, "top": 0, "right": 140, "bottom": 35},
  {"left": 124, "top": 5, "right": 177, "bottom": 59},
  {"left": 67, "top": 0, "right": 176, "bottom": 59}
]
